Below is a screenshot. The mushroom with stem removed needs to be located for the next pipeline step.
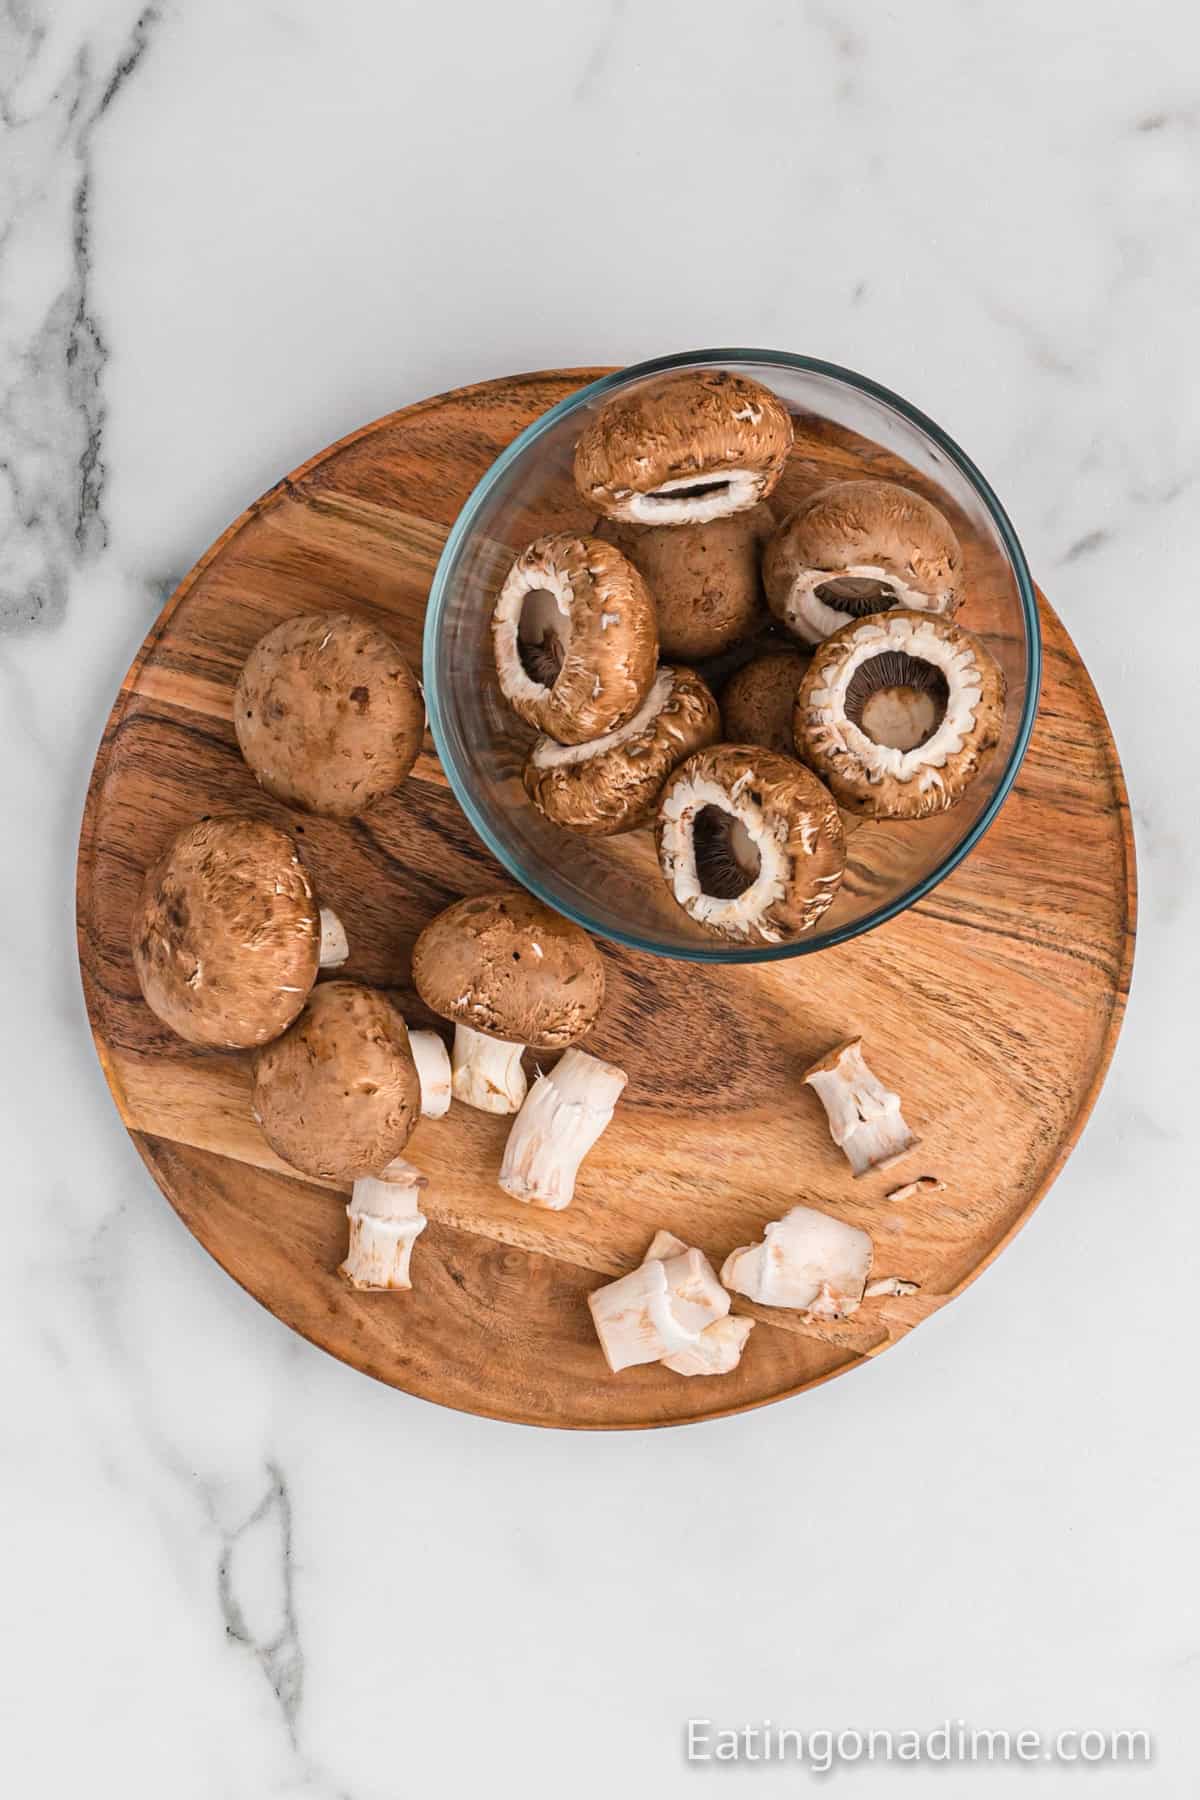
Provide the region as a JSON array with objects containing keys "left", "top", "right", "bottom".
[
  {"left": 492, "top": 534, "right": 658, "bottom": 744},
  {"left": 340, "top": 1158, "right": 428, "bottom": 1291},
  {"left": 589, "top": 1229, "right": 742, "bottom": 1374},
  {"left": 594, "top": 503, "right": 775, "bottom": 659},
  {"left": 523, "top": 665, "right": 720, "bottom": 836},
  {"left": 764, "top": 480, "right": 963, "bottom": 645},
  {"left": 721, "top": 1204, "right": 873, "bottom": 1320},
  {"left": 803, "top": 1039, "right": 919, "bottom": 1177},
  {"left": 656, "top": 744, "right": 845, "bottom": 944},
  {"left": 498, "top": 1048, "right": 627, "bottom": 1211},
  {"left": 575, "top": 370, "right": 793, "bottom": 526},
  {"left": 411, "top": 892, "right": 607, "bottom": 1114},
  {"left": 234, "top": 612, "right": 424, "bottom": 818}
]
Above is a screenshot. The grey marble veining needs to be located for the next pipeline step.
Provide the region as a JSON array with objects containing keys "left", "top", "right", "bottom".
[{"left": 1, "top": 1, "right": 1198, "bottom": 1796}]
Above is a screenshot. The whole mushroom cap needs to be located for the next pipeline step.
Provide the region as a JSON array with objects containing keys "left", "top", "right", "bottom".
[
  {"left": 131, "top": 814, "right": 320, "bottom": 1048},
  {"left": 720, "top": 648, "right": 811, "bottom": 757},
  {"left": 523, "top": 665, "right": 721, "bottom": 836},
  {"left": 252, "top": 981, "right": 420, "bottom": 1181},
  {"left": 234, "top": 612, "right": 424, "bottom": 818},
  {"left": 764, "top": 480, "right": 963, "bottom": 645},
  {"left": 575, "top": 371, "right": 793, "bottom": 526},
  {"left": 412, "top": 891, "right": 606, "bottom": 1050},
  {"left": 594, "top": 505, "right": 775, "bottom": 660}
]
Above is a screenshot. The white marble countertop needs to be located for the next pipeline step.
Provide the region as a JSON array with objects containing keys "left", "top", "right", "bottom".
[{"left": 2, "top": 1, "right": 1196, "bottom": 1794}]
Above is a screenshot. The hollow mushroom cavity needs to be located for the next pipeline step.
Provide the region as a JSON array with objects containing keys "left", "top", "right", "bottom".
[
  {"left": 411, "top": 892, "right": 607, "bottom": 1115},
  {"left": 574, "top": 369, "right": 793, "bottom": 527},
  {"left": 764, "top": 480, "right": 963, "bottom": 645},
  {"left": 795, "top": 610, "right": 1006, "bottom": 818},
  {"left": 656, "top": 745, "right": 845, "bottom": 944},
  {"left": 492, "top": 533, "right": 658, "bottom": 744}
]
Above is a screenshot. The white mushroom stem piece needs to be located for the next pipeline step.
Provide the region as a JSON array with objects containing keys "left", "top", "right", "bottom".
[
  {"left": 864, "top": 1277, "right": 920, "bottom": 1298},
  {"left": 340, "top": 1158, "right": 428, "bottom": 1291},
  {"left": 886, "top": 1175, "right": 944, "bottom": 1204},
  {"left": 451, "top": 1022, "right": 528, "bottom": 1115},
  {"left": 662, "top": 1316, "right": 756, "bottom": 1378},
  {"left": 803, "top": 1039, "right": 919, "bottom": 1177},
  {"left": 499, "top": 1049, "right": 627, "bottom": 1210},
  {"left": 589, "top": 1229, "right": 733, "bottom": 1373},
  {"left": 721, "top": 1204, "right": 873, "bottom": 1320},
  {"left": 409, "top": 1029, "right": 452, "bottom": 1118},
  {"left": 318, "top": 907, "right": 349, "bottom": 969}
]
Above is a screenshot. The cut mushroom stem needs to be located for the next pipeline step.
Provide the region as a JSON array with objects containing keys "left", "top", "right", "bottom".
[
  {"left": 589, "top": 1230, "right": 731, "bottom": 1372},
  {"left": 864, "top": 1276, "right": 920, "bottom": 1299},
  {"left": 721, "top": 1204, "right": 873, "bottom": 1319},
  {"left": 451, "top": 1022, "right": 528, "bottom": 1115},
  {"left": 318, "top": 907, "right": 349, "bottom": 969},
  {"left": 662, "top": 1316, "right": 756, "bottom": 1377},
  {"left": 340, "top": 1158, "right": 428, "bottom": 1291},
  {"left": 887, "top": 1175, "right": 944, "bottom": 1204},
  {"left": 409, "top": 1029, "right": 452, "bottom": 1118},
  {"left": 499, "top": 1048, "right": 627, "bottom": 1211},
  {"left": 803, "top": 1039, "right": 919, "bottom": 1177}
]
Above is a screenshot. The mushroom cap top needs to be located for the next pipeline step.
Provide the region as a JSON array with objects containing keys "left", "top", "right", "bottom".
[
  {"left": 234, "top": 611, "right": 424, "bottom": 818},
  {"left": 720, "top": 648, "right": 812, "bottom": 757},
  {"left": 594, "top": 503, "right": 774, "bottom": 659},
  {"left": 412, "top": 891, "right": 606, "bottom": 1049},
  {"left": 252, "top": 981, "right": 420, "bottom": 1181},
  {"left": 766, "top": 480, "right": 962, "bottom": 604},
  {"left": 492, "top": 533, "right": 658, "bottom": 744},
  {"left": 131, "top": 813, "right": 319, "bottom": 1048},
  {"left": 574, "top": 372, "right": 793, "bottom": 524},
  {"left": 523, "top": 664, "right": 721, "bottom": 837}
]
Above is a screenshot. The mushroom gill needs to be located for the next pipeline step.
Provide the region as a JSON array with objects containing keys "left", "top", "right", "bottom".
[
  {"left": 692, "top": 804, "right": 761, "bottom": 900},
  {"left": 843, "top": 649, "right": 950, "bottom": 753},
  {"left": 516, "top": 586, "right": 568, "bottom": 688},
  {"left": 812, "top": 575, "right": 897, "bottom": 618}
]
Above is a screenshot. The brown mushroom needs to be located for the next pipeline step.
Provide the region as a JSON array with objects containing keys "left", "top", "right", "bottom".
[
  {"left": 594, "top": 504, "right": 775, "bottom": 659},
  {"left": 252, "top": 981, "right": 421, "bottom": 1181},
  {"left": 655, "top": 745, "right": 845, "bottom": 944},
  {"left": 523, "top": 665, "right": 720, "bottom": 836},
  {"left": 492, "top": 534, "right": 658, "bottom": 744},
  {"left": 764, "top": 480, "right": 963, "bottom": 645},
  {"left": 720, "top": 648, "right": 811, "bottom": 757},
  {"left": 795, "top": 610, "right": 1006, "bottom": 818},
  {"left": 234, "top": 612, "right": 424, "bottom": 818},
  {"left": 411, "top": 892, "right": 606, "bottom": 1113},
  {"left": 131, "top": 814, "right": 322, "bottom": 1048},
  {"left": 575, "top": 370, "right": 793, "bottom": 526}
]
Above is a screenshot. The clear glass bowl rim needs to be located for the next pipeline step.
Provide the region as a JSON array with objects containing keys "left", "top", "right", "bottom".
[{"left": 423, "top": 347, "right": 1042, "bottom": 964}]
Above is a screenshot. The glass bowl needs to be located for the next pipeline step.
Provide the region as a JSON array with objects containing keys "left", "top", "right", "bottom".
[{"left": 424, "top": 349, "right": 1040, "bottom": 963}]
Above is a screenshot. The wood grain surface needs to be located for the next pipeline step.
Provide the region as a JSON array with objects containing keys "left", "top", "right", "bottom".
[{"left": 75, "top": 369, "right": 1136, "bottom": 1429}]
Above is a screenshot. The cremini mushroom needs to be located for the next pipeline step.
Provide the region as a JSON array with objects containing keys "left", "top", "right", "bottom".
[
  {"left": 522, "top": 665, "right": 720, "bottom": 836},
  {"left": 803, "top": 1039, "right": 919, "bottom": 1177},
  {"left": 252, "top": 981, "right": 421, "bottom": 1181},
  {"left": 492, "top": 534, "right": 658, "bottom": 744},
  {"left": 594, "top": 504, "right": 775, "bottom": 659},
  {"left": 234, "top": 612, "right": 424, "bottom": 817},
  {"left": 498, "top": 1048, "right": 627, "bottom": 1211},
  {"left": 720, "top": 648, "right": 811, "bottom": 756},
  {"left": 131, "top": 813, "right": 322, "bottom": 1049},
  {"left": 795, "top": 610, "right": 1006, "bottom": 817},
  {"left": 340, "top": 1158, "right": 428, "bottom": 1291},
  {"left": 411, "top": 892, "right": 606, "bottom": 1114},
  {"left": 589, "top": 1229, "right": 739, "bottom": 1374},
  {"left": 764, "top": 480, "right": 963, "bottom": 645},
  {"left": 575, "top": 370, "right": 793, "bottom": 526},
  {"left": 721, "top": 1204, "right": 873, "bottom": 1320},
  {"left": 656, "top": 744, "right": 845, "bottom": 944}
]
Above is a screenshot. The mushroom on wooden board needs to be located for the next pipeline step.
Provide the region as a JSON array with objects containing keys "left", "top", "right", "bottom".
[
  {"left": 252, "top": 981, "right": 421, "bottom": 1182},
  {"left": 589, "top": 1229, "right": 740, "bottom": 1374},
  {"left": 498, "top": 1048, "right": 627, "bottom": 1211},
  {"left": 234, "top": 612, "right": 424, "bottom": 818},
  {"left": 575, "top": 370, "right": 793, "bottom": 526},
  {"left": 523, "top": 665, "right": 720, "bottom": 836},
  {"left": 803, "top": 1039, "right": 919, "bottom": 1178},
  {"left": 656, "top": 744, "right": 845, "bottom": 945},
  {"left": 764, "top": 480, "right": 963, "bottom": 645},
  {"left": 491, "top": 533, "right": 658, "bottom": 744},
  {"left": 411, "top": 892, "right": 606, "bottom": 1114},
  {"left": 795, "top": 610, "right": 1006, "bottom": 818},
  {"left": 721, "top": 1205, "right": 873, "bottom": 1321},
  {"left": 340, "top": 1158, "right": 429, "bottom": 1291},
  {"left": 594, "top": 504, "right": 775, "bottom": 659},
  {"left": 131, "top": 813, "right": 342, "bottom": 1049},
  {"left": 720, "top": 648, "right": 811, "bottom": 757}
]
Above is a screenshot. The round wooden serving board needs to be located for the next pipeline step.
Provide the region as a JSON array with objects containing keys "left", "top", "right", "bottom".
[{"left": 76, "top": 369, "right": 1136, "bottom": 1429}]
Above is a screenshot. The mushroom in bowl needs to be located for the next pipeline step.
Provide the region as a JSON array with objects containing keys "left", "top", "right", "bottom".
[
  {"left": 594, "top": 504, "right": 775, "bottom": 660},
  {"left": 656, "top": 744, "right": 845, "bottom": 944},
  {"left": 764, "top": 480, "right": 962, "bottom": 646},
  {"left": 795, "top": 610, "right": 1006, "bottom": 818},
  {"left": 235, "top": 612, "right": 424, "bottom": 818},
  {"left": 412, "top": 891, "right": 606, "bottom": 1113},
  {"left": 720, "top": 648, "right": 811, "bottom": 757}
]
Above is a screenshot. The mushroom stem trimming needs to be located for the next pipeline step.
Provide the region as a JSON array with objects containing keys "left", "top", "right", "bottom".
[
  {"left": 499, "top": 1048, "right": 627, "bottom": 1210},
  {"left": 451, "top": 1022, "right": 528, "bottom": 1114}
]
